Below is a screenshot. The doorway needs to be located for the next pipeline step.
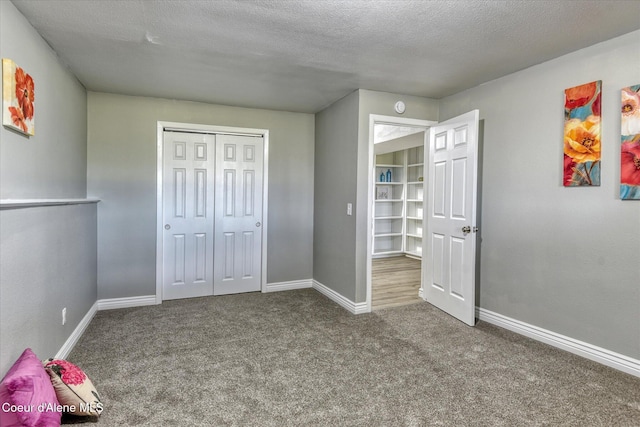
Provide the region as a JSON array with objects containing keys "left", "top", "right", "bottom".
[
  {"left": 366, "top": 116, "right": 436, "bottom": 312},
  {"left": 367, "top": 112, "right": 480, "bottom": 325},
  {"left": 155, "top": 122, "right": 269, "bottom": 302}
]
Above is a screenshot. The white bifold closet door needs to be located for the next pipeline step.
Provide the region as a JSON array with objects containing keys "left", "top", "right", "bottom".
[
  {"left": 213, "top": 134, "right": 264, "bottom": 295},
  {"left": 162, "top": 131, "right": 263, "bottom": 300}
]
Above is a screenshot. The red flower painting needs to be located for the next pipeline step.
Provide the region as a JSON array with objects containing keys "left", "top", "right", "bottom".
[
  {"left": 620, "top": 141, "right": 640, "bottom": 186},
  {"left": 15, "top": 66, "right": 35, "bottom": 119},
  {"left": 8, "top": 105, "right": 27, "bottom": 133},
  {"left": 565, "top": 81, "right": 597, "bottom": 110},
  {"left": 2, "top": 58, "right": 35, "bottom": 135},
  {"left": 620, "top": 85, "right": 640, "bottom": 200}
]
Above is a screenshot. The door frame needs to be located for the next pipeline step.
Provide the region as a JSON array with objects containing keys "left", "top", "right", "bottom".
[
  {"left": 366, "top": 115, "right": 437, "bottom": 313},
  {"left": 155, "top": 121, "right": 270, "bottom": 303}
]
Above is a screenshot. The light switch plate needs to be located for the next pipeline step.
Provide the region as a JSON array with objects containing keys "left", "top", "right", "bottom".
[{"left": 347, "top": 203, "right": 352, "bottom": 216}]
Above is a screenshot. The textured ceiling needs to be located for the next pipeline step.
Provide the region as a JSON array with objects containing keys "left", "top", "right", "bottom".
[{"left": 11, "top": 0, "right": 640, "bottom": 113}]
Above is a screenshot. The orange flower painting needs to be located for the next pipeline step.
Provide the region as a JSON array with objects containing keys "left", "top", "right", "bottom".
[
  {"left": 2, "top": 58, "right": 35, "bottom": 136},
  {"left": 620, "top": 84, "right": 640, "bottom": 200},
  {"left": 563, "top": 81, "right": 601, "bottom": 186}
]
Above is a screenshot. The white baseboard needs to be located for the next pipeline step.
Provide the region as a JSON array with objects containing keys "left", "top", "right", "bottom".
[
  {"left": 312, "top": 280, "right": 368, "bottom": 314},
  {"left": 477, "top": 307, "right": 640, "bottom": 378},
  {"left": 55, "top": 301, "right": 98, "bottom": 360},
  {"left": 264, "top": 279, "right": 313, "bottom": 293},
  {"left": 97, "top": 295, "right": 158, "bottom": 311},
  {"left": 56, "top": 295, "right": 158, "bottom": 358}
]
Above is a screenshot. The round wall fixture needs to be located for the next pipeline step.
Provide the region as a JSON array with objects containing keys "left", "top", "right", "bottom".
[{"left": 394, "top": 101, "right": 406, "bottom": 114}]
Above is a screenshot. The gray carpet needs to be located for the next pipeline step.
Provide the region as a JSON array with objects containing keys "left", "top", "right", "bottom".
[{"left": 69, "top": 289, "right": 640, "bottom": 426}]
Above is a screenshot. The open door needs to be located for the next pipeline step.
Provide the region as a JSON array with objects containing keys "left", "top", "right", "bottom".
[{"left": 424, "top": 110, "right": 479, "bottom": 326}]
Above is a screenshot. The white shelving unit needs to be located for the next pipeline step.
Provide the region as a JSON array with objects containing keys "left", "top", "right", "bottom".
[
  {"left": 405, "top": 145, "right": 424, "bottom": 258},
  {"left": 373, "top": 151, "right": 404, "bottom": 256},
  {"left": 373, "top": 146, "right": 425, "bottom": 259}
]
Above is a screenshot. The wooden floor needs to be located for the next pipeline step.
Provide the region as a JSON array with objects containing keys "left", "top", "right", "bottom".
[{"left": 372, "top": 256, "right": 422, "bottom": 310}]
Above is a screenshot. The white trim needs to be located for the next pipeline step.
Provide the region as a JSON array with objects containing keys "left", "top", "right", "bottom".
[
  {"left": 156, "top": 121, "right": 269, "bottom": 303},
  {"left": 477, "top": 307, "right": 640, "bottom": 378},
  {"left": 312, "top": 280, "right": 368, "bottom": 314},
  {"left": 55, "top": 302, "right": 98, "bottom": 360},
  {"left": 97, "top": 295, "right": 158, "bottom": 311},
  {"left": 261, "top": 132, "right": 269, "bottom": 294},
  {"left": 264, "top": 279, "right": 313, "bottom": 293},
  {"left": 156, "top": 122, "right": 164, "bottom": 304},
  {"left": 366, "top": 115, "right": 437, "bottom": 314}
]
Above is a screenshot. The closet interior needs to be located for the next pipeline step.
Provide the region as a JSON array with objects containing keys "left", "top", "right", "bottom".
[{"left": 371, "top": 126, "right": 426, "bottom": 309}]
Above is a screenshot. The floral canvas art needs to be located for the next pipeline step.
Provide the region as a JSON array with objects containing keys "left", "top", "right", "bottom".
[
  {"left": 2, "top": 58, "right": 35, "bottom": 136},
  {"left": 564, "top": 80, "right": 601, "bottom": 186},
  {"left": 620, "top": 84, "right": 640, "bottom": 200}
]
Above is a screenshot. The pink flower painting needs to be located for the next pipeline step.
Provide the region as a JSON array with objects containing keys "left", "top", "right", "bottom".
[
  {"left": 620, "top": 84, "right": 640, "bottom": 200},
  {"left": 2, "top": 58, "right": 35, "bottom": 136}
]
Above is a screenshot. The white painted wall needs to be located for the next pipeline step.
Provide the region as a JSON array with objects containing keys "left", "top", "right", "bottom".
[
  {"left": 439, "top": 30, "right": 640, "bottom": 359},
  {"left": 0, "top": 1, "right": 96, "bottom": 374}
]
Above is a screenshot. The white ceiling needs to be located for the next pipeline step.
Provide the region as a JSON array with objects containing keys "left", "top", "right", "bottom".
[{"left": 11, "top": 0, "right": 640, "bottom": 113}]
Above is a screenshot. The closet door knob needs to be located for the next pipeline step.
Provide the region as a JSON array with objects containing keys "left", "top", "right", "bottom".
[
  {"left": 164, "top": 224, "right": 171, "bottom": 230},
  {"left": 256, "top": 222, "right": 261, "bottom": 227}
]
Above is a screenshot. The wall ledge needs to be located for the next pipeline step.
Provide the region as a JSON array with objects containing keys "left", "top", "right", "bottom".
[{"left": 0, "top": 198, "right": 100, "bottom": 209}]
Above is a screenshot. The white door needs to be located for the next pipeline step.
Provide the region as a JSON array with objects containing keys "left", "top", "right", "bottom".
[
  {"left": 162, "top": 131, "right": 215, "bottom": 300},
  {"left": 424, "top": 110, "right": 479, "bottom": 326},
  {"left": 214, "top": 134, "right": 264, "bottom": 295}
]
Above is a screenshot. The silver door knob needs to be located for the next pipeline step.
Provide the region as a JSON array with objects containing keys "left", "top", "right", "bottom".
[
  {"left": 461, "top": 226, "right": 471, "bottom": 234},
  {"left": 256, "top": 222, "right": 261, "bottom": 227},
  {"left": 164, "top": 224, "right": 171, "bottom": 230}
]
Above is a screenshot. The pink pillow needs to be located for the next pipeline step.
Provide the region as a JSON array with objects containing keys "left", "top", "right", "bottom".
[
  {"left": 43, "top": 359, "right": 102, "bottom": 419},
  {"left": 0, "top": 348, "right": 62, "bottom": 427}
]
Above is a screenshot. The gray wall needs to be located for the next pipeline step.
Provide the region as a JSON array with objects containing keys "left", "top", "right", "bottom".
[
  {"left": 87, "top": 92, "right": 315, "bottom": 299},
  {"left": 313, "top": 91, "right": 360, "bottom": 300},
  {"left": 0, "top": 1, "right": 96, "bottom": 374},
  {"left": 355, "top": 90, "right": 439, "bottom": 302},
  {"left": 439, "top": 30, "right": 640, "bottom": 359},
  {"left": 0, "top": 205, "right": 97, "bottom": 373},
  {"left": 0, "top": 3, "right": 87, "bottom": 199},
  {"left": 313, "top": 90, "right": 438, "bottom": 302}
]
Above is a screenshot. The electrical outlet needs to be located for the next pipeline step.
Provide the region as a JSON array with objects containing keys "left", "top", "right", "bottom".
[{"left": 62, "top": 307, "right": 67, "bottom": 325}]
